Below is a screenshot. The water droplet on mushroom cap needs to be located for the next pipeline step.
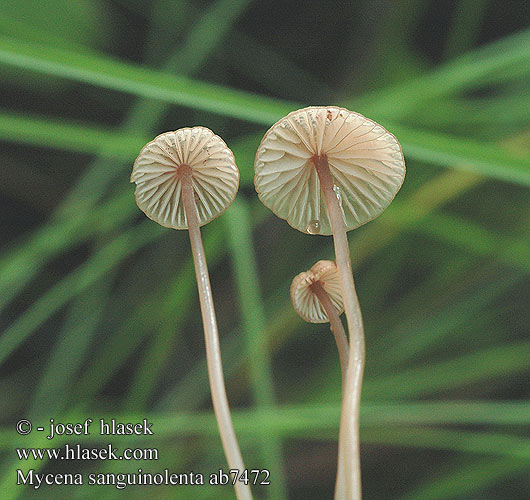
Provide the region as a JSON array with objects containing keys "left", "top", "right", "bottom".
[{"left": 306, "top": 219, "right": 321, "bottom": 234}]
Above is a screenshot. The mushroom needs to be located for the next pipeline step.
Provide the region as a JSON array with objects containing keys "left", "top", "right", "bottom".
[
  {"left": 131, "top": 127, "right": 252, "bottom": 500},
  {"left": 290, "top": 260, "right": 348, "bottom": 384},
  {"left": 254, "top": 106, "right": 405, "bottom": 500}
]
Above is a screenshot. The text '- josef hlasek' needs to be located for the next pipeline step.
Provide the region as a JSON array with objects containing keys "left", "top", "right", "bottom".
[{"left": 44, "top": 418, "right": 153, "bottom": 439}]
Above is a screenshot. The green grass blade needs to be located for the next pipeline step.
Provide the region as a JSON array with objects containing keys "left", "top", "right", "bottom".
[
  {"left": 389, "top": 123, "right": 530, "bottom": 186},
  {"left": 360, "top": 401, "right": 530, "bottom": 426},
  {"left": 0, "top": 222, "right": 163, "bottom": 366},
  {"left": 0, "top": 36, "right": 295, "bottom": 126},
  {"left": 397, "top": 456, "right": 528, "bottom": 500},
  {"left": 377, "top": 271, "right": 525, "bottom": 367},
  {"left": 0, "top": 187, "right": 132, "bottom": 312},
  {"left": 362, "top": 426, "right": 530, "bottom": 458},
  {"left": 225, "top": 197, "right": 288, "bottom": 499},
  {"left": 0, "top": 110, "right": 145, "bottom": 159},
  {"left": 29, "top": 275, "right": 113, "bottom": 416},
  {"left": 412, "top": 211, "right": 530, "bottom": 272},
  {"left": 364, "top": 340, "right": 530, "bottom": 400},
  {"left": 444, "top": 0, "right": 490, "bottom": 59},
  {"left": 356, "top": 28, "right": 530, "bottom": 118}
]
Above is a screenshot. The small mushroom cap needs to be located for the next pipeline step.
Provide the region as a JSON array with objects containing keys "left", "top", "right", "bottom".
[
  {"left": 254, "top": 106, "right": 405, "bottom": 235},
  {"left": 290, "top": 260, "right": 344, "bottom": 323},
  {"left": 131, "top": 127, "right": 239, "bottom": 229}
]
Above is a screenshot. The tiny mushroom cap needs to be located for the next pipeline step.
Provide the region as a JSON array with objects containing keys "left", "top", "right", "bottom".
[
  {"left": 131, "top": 127, "right": 239, "bottom": 229},
  {"left": 254, "top": 106, "right": 405, "bottom": 235},
  {"left": 291, "top": 260, "right": 344, "bottom": 323}
]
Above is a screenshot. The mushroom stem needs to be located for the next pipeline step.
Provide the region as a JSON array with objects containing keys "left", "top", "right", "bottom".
[
  {"left": 310, "top": 280, "right": 349, "bottom": 386},
  {"left": 313, "top": 154, "right": 365, "bottom": 500},
  {"left": 178, "top": 164, "right": 253, "bottom": 500}
]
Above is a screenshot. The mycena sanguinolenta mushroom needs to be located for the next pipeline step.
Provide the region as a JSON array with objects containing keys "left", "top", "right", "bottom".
[
  {"left": 255, "top": 106, "right": 405, "bottom": 500},
  {"left": 290, "top": 260, "right": 348, "bottom": 384},
  {"left": 132, "top": 127, "right": 253, "bottom": 500}
]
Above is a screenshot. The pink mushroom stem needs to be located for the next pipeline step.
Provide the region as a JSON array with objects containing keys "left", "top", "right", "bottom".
[
  {"left": 310, "top": 280, "right": 349, "bottom": 386},
  {"left": 178, "top": 164, "right": 253, "bottom": 500},
  {"left": 313, "top": 154, "right": 366, "bottom": 500}
]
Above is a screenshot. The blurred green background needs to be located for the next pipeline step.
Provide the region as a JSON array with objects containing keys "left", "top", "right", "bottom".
[{"left": 1, "top": 0, "right": 529, "bottom": 499}]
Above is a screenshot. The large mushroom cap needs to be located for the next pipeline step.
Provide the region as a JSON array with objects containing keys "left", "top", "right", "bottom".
[
  {"left": 291, "top": 260, "right": 344, "bottom": 323},
  {"left": 255, "top": 106, "right": 405, "bottom": 235},
  {"left": 131, "top": 127, "right": 239, "bottom": 229}
]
